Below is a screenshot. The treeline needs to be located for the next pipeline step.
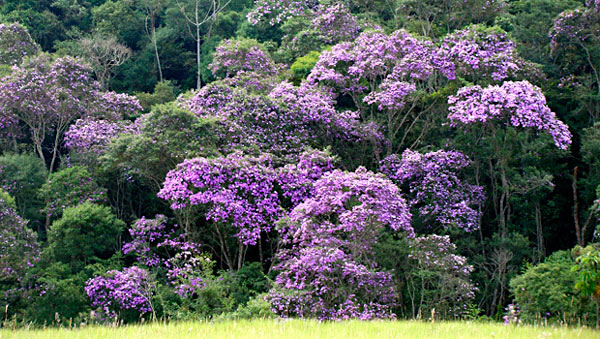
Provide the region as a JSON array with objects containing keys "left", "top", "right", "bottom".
[{"left": 0, "top": 0, "right": 599, "bottom": 327}]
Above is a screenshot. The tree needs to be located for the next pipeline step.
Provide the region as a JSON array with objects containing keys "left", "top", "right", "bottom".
[
  {"left": 268, "top": 167, "right": 412, "bottom": 319},
  {"left": 176, "top": 0, "right": 232, "bottom": 88},
  {"left": 0, "top": 192, "right": 40, "bottom": 305},
  {"left": 0, "top": 55, "right": 101, "bottom": 171},
  {"left": 572, "top": 243, "right": 600, "bottom": 328},
  {"left": 138, "top": 0, "right": 166, "bottom": 82},
  {"left": 47, "top": 202, "right": 125, "bottom": 271},
  {"left": 380, "top": 149, "right": 485, "bottom": 233},
  {"left": 158, "top": 152, "right": 282, "bottom": 270},
  {"left": 39, "top": 166, "right": 107, "bottom": 226},
  {"left": 0, "top": 23, "right": 40, "bottom": 66},
  {"left": 79, "top": 34, "right": 132, "bottom": 89}
]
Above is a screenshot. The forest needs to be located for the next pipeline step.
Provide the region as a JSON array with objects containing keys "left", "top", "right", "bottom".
[{"left": 0, "top": 0, "right": 599, "bottom": 328}]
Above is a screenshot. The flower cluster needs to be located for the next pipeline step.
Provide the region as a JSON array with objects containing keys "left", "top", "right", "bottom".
[
  {"left": 0, "top": 195, "right": 40, "bottom": 287},
  {"left": 64, "top": 118, "right": 140, "bottom": 155},
  {"left": 549, "top": 0, "right": 599, "bottom": 53},
  {"left": 96, "top": 91, "right": 144, "bottom": 120},
  {"left": 308, "top": 29, "right": 447, "bottom": 102},
  {"left": 310, "top": 3, "right": 360, "bottom": 44},
  {"left": 277, "top": 149, "right": 337, "bottom": 206},
  {"left": 122, "top": 216, "right": 203, "bottom": 298},
  {"left": 448, "top": 81, "right": 572, "bottom": 150},
  {"left": 438, "top": 25, "right": 520, "bottom": 81},
  {"left": 158, "top": 153, "right": 282, "bottom": 245},
  {"left": 269, "top": 167, "right": 412, "bottom": 319},
  {"left": 179, "top": 80, "right": 382, "bottom": 161},
  {"left": 503, "top": 303, "right": 520, "bottom": 325},
  {"left": 0, "top": 23, "right": 40, "bottom": 65},
  {"left": 209, "top": 38, "right": 279, "bottom": 78},
  {"left": 85, "top": 266, "right": 155, "bottom": 320},
  {"left": 380, "top": 150, "right": 484, "bottom": 232},
  {"left": 247, "top": 0, "right": 319, "bottom": 25}
]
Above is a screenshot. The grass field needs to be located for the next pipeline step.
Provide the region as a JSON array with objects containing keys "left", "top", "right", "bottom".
[{"left": 0, "top": 319, "right": 597, "bottom": 339}]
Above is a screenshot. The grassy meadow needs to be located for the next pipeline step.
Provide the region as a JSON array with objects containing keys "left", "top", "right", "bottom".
[{"left": 0, "top": 319, "right": 596, "bottom": 339}]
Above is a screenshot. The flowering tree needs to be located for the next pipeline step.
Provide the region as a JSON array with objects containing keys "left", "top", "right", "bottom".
[
  {"left": 381, "top": 149, "right": 484, "bottom": 232},
  {"left": 122, "top": 215, "right": 204, "bottom": 298},
  {"left": 307, "top": 29, "right": 451, "bottom": 154},
  {"left": 247, "top": 0, "right": 319, "bottom": 26},
  {"left": 158, "top": 153, "right": 282, "bottom": 270},
  {"left": 0, "top": 23, "right": 40, "bottom": 66},
  {"left": 85, "top": 266, "right": 156, "bottom": 321},
  {"left": 448, "top": 80, "right": 572, "bottom": 311},
  {"left": 0, "top": 55, "right": 100, "bottom": 171},
  {"left": 550, "top": 0, "right": 600, "bottom": 121},
  {"left": 209, "top": 38, "right": 279, "bottom": 79},
  {"left": 438, "top": 25, "right": 522, "bottom": 82},
  {"left": 406, "top": 235, "right": 477, "bottom": 318},
  {"left": 269, "top": 167, "right": 412, "bottom": 320},
  {"left": 277, "top": 149, "right": 337, "bottom": 206},
  {"left": 0, "top": 193, "right": 40, "bottom": 305},
  {"left": 310, "top": 3, "right": 360, "bottom": 44},
  {"left": 179, "top": 80, "right": 383, "bottom": 163}
]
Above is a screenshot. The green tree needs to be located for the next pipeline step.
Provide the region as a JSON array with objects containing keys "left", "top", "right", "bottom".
[{"left": 47, "top": 202, "right": 124, "bottom": 271}]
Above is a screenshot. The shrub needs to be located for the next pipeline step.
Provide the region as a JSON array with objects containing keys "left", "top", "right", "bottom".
[
  {"left": 47, "top": 203, "right": 124, "bottom": 270},
  {"left": 509, "top": 250, "right": 596, "bottom": 325}
]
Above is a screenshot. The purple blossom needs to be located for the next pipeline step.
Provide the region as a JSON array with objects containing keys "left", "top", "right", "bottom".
[
  {"left": 381, "top": 150, "right": 484, "bottom": 232},
  {"left": 448, "top": 81, "right": 572, "bottom": 150},
  {"left": 85, "top": 267, "right": 155, "bottom": 320}
]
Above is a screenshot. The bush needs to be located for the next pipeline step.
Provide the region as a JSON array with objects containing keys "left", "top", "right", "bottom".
[
  {"left": 47, "top": 202, "right": 124, "bottom": 270},
  {"left": 509, "top": 250, "right": 596, "bottom": 325},
  {"left": 39, "top": 166, "right": 107, "bottom": 224}
]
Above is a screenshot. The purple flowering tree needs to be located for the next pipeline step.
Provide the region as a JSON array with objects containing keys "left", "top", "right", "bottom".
[
  {"left": 277, "top": 149, "right": 337, "bottom": 207},
  {"left": 0, "top": 23, "right": 40, "bottom": 66},
  {"left": 448, "top": 81, "right": 571, "bottom": 235},
  {"left": 158, "top": 152, "right": 282, "bottom": 270},
  {"left": 550, "top": 0, "right": 600, "bottom": 121},
  {"left": 209, "top": 38, "right": 279, "bottom": 79},
  {"left": 406, "top": 235, "right": 477, "bottom": 318},
  {"left": 437, "top": 25, "right": 522, "bottom": 82},
  {"left": 448, "top": 80, "right": 572, "bottom": 310},
  {"left": 0, "top": 55, "right": 101, "bottom": 171},
  {"left": 122, "top": 215, "right": 204, "bottom": 298},
  {"left": 307, "top": 29, "right": 451, "bottom": 154},
  {"left": 178, "top": 79, "right": 383, "bottom": 163},
  {"left": 247, "top": 0, "right": 319, "bottom": 26},
  {"left": 85, "top": 266, "right": 156, "bottom": 321},
  {"left": 0, "top": 193, "right": 40, "bottom": 305},
  {"left": 448, "top": 81, "right": 572, "bottom": 151},
  {"left": 380, "top": 149, "right": 484, "bottom": 232},
  {"left": 268, "top": 167, "right": 412, "bottom": 320}
]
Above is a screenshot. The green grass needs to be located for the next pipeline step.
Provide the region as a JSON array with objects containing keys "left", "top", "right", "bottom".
[{"left": 0, "top": 319, "right": 597, "bottom": 339}]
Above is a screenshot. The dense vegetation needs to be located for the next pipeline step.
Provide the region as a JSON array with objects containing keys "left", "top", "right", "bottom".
[{"left": 0, "top": 0, "right": 599, "bottom": 328}]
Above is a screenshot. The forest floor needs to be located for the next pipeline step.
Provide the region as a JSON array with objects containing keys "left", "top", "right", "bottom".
[{"left": 0, "top": 319, "right": 597, "bottom": 339}]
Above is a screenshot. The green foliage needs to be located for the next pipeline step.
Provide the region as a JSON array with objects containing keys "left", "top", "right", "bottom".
[
  {"left": 0, "top": 189, "right": 16, "bottom": 209},
  {"left": 0, "top": 153, "right": 47, "bottom": 229},
  {"left": 290, "top": 51, "right": 320, "bottom": 85},
  {"left": 135, "top": 81, "right": 178, "bottom": 112},
  {"left": 47, "top": 202, "right": 124, "bottom": 270},
  {"left": 510, "top": 250, "right": 596, "bottom": 325},
  {"left": 572, "top": 244, "right": 600, "bottom": 299},
  {"left": 38, "top": 166, "right": 107, "bottom": 224},
  {"left": 101, "top": 102, "right": 221, "bottom": 190}
]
